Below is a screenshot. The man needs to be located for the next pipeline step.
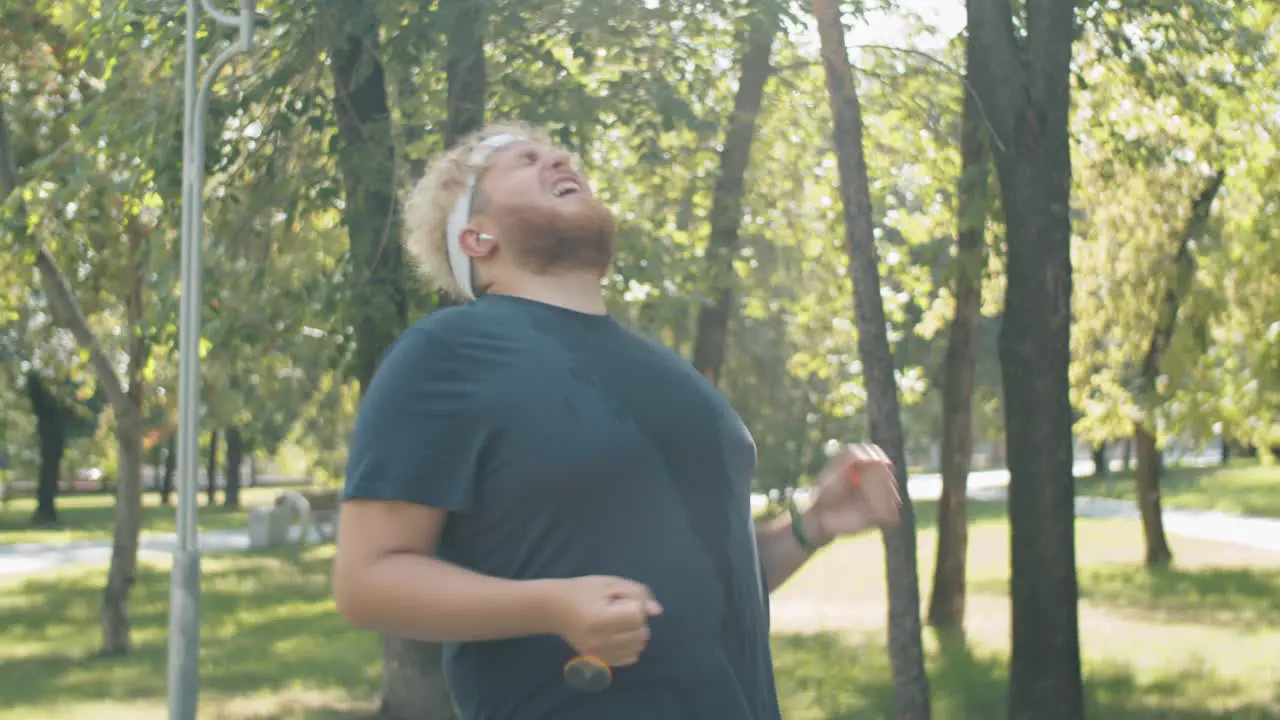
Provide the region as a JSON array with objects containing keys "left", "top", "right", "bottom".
[{"left": 334, "top": 123, "right": 903, "bottom": 719}]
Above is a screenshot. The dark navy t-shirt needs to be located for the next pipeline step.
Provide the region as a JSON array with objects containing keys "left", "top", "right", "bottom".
[{"left": 344, "top": 294, "right": 781, "bottom": 720}]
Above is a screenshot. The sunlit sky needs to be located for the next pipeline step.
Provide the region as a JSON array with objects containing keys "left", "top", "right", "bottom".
[{"left": 843, "top": 0, "right": 966, "bottom": 53}]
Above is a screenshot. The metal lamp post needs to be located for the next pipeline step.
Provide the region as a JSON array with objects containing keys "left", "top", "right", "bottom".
[{"left": 170, "top": 2, "right": 255, "bottom": 718}]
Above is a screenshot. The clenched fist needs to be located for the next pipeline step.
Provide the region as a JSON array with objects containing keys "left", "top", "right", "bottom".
[
  {"left": 805, "top": 442, "right": 903, "bottom": 543},
  {"left": 548, "top": 576, "right": 662, "bottom": 667}
]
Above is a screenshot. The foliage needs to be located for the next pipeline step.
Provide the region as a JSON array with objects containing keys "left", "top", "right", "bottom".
[
  {"left": 1070, "top": 3, "right": 1280, "bottom": 450},
  {"left": 8, "top": 0, "right": 1272, "bottom": 495}
]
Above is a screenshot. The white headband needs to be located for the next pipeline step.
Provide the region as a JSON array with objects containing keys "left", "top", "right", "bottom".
[{"left": 445, "top": 133, "right": 524, "bottom": 300}]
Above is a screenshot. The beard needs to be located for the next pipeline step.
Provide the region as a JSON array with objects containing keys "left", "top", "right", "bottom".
[{"left": 499, "top": 196, "right": 616, "bottom": 276}]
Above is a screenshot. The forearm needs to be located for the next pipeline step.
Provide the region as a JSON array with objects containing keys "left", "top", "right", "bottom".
[
  {"left": 334, "top": 553, "right": 561, "bottom": 642},
  {"left": 755, "top": 507, "right": 827, "bottom": 593}
]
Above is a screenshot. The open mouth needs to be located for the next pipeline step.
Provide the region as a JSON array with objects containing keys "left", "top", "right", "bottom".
[{"left": 551, "top": 179, "right": 582, "bottom": 198}]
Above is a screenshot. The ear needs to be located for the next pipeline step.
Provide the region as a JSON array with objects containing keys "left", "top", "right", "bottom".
[{"left": 458, "top": 228, "right": 497, "bottom": 260}]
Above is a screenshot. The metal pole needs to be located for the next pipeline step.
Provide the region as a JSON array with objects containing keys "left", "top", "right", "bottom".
[{"left": 169, "top": 3, "right": 255, "bottom": 719}]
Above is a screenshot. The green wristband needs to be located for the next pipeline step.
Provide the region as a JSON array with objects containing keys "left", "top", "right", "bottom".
[{"left": 788, "top": 497, "right": 821, "bottom": 553}]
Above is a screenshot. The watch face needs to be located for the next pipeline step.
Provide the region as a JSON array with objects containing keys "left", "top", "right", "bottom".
[{"left": 564, "top": 655, "right": 612, "bottom": 693}]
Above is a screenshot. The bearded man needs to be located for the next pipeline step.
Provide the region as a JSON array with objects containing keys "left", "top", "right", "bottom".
[{"left": 333, "top": 123, "right": 903, "bottom": 720}]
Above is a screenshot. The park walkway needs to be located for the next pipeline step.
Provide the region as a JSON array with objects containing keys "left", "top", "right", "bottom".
[
  {"left": 2, "top": 469, "right": 1277, "bottom": 578},
  {"left": 0, "top": 525, "right": 323, "bottom": 578}
]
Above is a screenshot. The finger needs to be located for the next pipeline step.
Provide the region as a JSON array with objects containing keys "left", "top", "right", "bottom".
[
  {"left": 610, "top": 626, "right": 651, "bottom": 653},
  {"left": 600, "top": 599, "right": 647, "bottom": 627},
  {"left": 606, "top": 579, "right": 661, "bottom": 610},
  {"left": 606, "top": 650, "right": 642, "bottom": 668},
  {"left": 848, "top": 444, "right": 886, "bottom": 468},
  {"left": 880, "top": 468, "right": 902, "bottom": 497}
]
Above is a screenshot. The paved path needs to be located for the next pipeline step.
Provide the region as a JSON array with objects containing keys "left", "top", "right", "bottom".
[
  {"left": 3, "top": 468, "right": 1277, "bottom": 579},
  {"left": 770, "top": 465, "right": 1280, "bottom": 552},
  {"left": 0, "top": 526, "right": 320, "bottom": 578}
]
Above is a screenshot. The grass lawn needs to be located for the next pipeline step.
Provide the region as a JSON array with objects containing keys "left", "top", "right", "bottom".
[
  {"left": 1076, "top": 461, "right": 1280, "bottom": 519},
  {"left": 2, "top": 501, "right": 1279, "bottom": 719},
  {"left": 0, "top": 487, "right": 285, "bottom": 546}
]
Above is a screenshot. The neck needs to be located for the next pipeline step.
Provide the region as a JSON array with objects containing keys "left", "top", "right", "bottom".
[{"left": 486, "top": 270, "right": 608, "bottom": 315}]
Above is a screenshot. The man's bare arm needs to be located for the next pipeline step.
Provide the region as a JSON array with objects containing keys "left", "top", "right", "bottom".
[
  {"left": 755, "top": 507, "right": 830, "bottom": 593},
  {"left": 332, "top": 499, "right": 562, "bottom": 642}
]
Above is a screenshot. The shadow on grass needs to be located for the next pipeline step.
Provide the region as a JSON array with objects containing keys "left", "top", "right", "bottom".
[
  {"left": 1077, "top": 564, "right": 1280, "bottom": 629},
  {"left": 0, "top": 547, "right": 379, "bottom": 718},
  {"left": 967, "top": 562, "right": 1280, "bottom": 633},
  {"left": 909, "top": 499, "right": 1009, "bottom": 534},
  {"left": 1075, "top": 462, "right": 1280, "bottom": 518},
  {"left": 772, "top": 629, "right": 1280, "bottom": 719}
]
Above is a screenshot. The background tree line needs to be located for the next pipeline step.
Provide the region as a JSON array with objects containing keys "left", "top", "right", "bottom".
[{"left": 1, "top": 0, "right": 1276, "bottom": 717}]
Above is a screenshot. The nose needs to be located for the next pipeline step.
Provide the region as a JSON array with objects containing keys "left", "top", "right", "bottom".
[{"left": 547, "top": 149, "right": 573, "bottom": 170}]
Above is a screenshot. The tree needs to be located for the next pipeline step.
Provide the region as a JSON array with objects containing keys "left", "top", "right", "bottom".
[
  {"left": 812, "top": 0, "right": 931, "bottom": 717},
  {"left": 967, "top": 0, "right": 1084, "bottom": 716},
  {"left": 205, "top": 429, "right": 220, "bottom": 506},
  {"left": 1068, "top": 0, "right": 1273, "bottom": 564},
  {"left": 928, "top": 25, "right": 990, "bottom": 630},
  {"left": 2, "top": 81, "right": 151, "bottom": 654},
  {"left": 1132, "top": 171, "right": 1224, "bottom": 567},
  {"left": 224, "top": 426, "right": 244, "bottom": 509},
  {"left": 23, "top": 371, "right": 79, "bottom": 525},
  {"left": 323, "top": 0, "right": 431, "bottom": 716},
  {"left": 690, "top": 4, "right": 780, "bottom": 385}
]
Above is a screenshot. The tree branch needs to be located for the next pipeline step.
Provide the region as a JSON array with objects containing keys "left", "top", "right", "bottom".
[
  {"left": 1, "top": 99, "right": 135, "bottom": 427},
  {"left": 854, "top": 43, "right": 1007, "bottom": 153},
  {"left": 1138, "top": 169, "right": 1226, "bottom": 388},
  {"left": 33, "top": 247, "right": 134, "bottom": 421}
]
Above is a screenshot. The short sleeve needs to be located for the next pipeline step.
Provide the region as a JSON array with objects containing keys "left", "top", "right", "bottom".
[{"left": 343, "top": 323, "right": 488, "bottom": 511}]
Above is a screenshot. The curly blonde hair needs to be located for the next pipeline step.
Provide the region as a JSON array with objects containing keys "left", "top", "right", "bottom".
[{"left": 402, "top": 121, "right": 553, "bottom": 299}]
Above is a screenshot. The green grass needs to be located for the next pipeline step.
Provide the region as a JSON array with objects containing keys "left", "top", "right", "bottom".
[
  {"left": 2, "top": 500, "right": 1279, "bottom": 719},
  {"left": 0, "top": 487, "right": 284, "bottom": 546},
  {"left": 1076, "top": 461, "right": 1280, "bottom": 518}
]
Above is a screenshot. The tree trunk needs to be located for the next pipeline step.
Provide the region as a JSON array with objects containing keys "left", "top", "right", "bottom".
[
  {"left": 1130, "top": 170, "right": 1224, "bottom": 568},
  {"left": 33, "top": 240, "right": 149, "bottom": 655},
  {"left": 26, "top": 372, "right": 66, "bottom": 526},
  {"left": 205, "top": 429, "right": 219, "bottom": 506},
  {"left": 150, "top": 442, "right": 163, "bottom": 496},
  {"left": 1219, "top": 435, "right": 1230, "bottom": 466},
  {"left": 161, "top": 434, "right": 176, "bottom": 506},
  {"left": 967, "top": 0, "right": 1084, "bottom": 716},
  {"left": 812, "top": 0, "right": 931, "bottom": 715},
  {"left": 100, "top": 218, "right": 149, "bottom": 655},
  {"left": 101, "top": 419, "right": 144, "bottom": 654},
  {"left": 224, "top": 426, "right": 243, "bottom": 509},
  {"left": 1133, "top": 425, "right": 1171, "bottom": 566},
  {"left": 1091, "top": 442, "right": 1108, "bottom": 479},
  {"left": 1122, "top": 436, "right": 1132, "bottom": 471},
  {"left": 376, "top": 4, "right": 487, "bottom": 716},
  {"left": 377, "top": 636, "right": 456, "bottom": 720},
  {"left": 326, "top": 0, "right": 430, "bottom": 716},
  {"left": 927, "top": 43, "right": 990, "bottom": 631},
  {"left": 444, "top": 0, "right": 486, "bottom": 148},
  {"left": 690, "top": 8, "right": 779, "bottom": 385},
  {"left": 327, "top": 1, "right": 408, "bottom": 399}
]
